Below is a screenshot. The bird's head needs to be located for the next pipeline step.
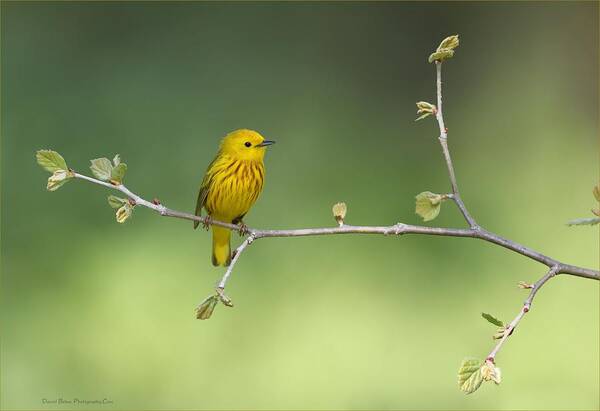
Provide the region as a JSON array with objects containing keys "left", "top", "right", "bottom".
[{"left": 220, "top": 129, "right": 275, "bottom": 162}]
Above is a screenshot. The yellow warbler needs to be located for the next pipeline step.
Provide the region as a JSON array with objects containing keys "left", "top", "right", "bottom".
[{"left": 194, "top": 129, "right": 275, "bottom": 266}]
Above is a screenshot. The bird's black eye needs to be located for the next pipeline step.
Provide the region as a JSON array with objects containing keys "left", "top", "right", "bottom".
[{"left": 244, "top": 142, "right": 252, "bottom": 147}]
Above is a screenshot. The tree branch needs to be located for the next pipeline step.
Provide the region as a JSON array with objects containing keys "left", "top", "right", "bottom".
[
  {"left": 37, "top": 34, "right": 596, "bottom": 395},
  {"left": 70, "top": 172, "right": 599, "bottom": 282}
]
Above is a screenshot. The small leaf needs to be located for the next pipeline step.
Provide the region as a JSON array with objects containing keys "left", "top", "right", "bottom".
[
  {"left": 415, "top": 191, "right": 443, "bottom": 222},
  {"left": 415, "top": 112, "right": 433, "bottom": 121},
  {"left": 46, "top": 170, "right": 71, "bottom": 191},
  {"left": 110, "top": 163, "right": 128, "bottom": 184},
  {"left": 115, "top": 203, "right": 133, "bottom": 223},
  {"left": 458, "top": 358, "right": 484, "bottom": 394},
  {"left": 416, "top": 101, "right": 436, "bottom": 112},
  {"left": 593, "top": 184, "right": 600, "bottom": 202},
  {"left": 108, "top": 195, "right": 127, "bottom": 209},
  {"left": 482, "top": 312, "right": 504, "bottom": 327},
  {"left": 566, "top": 217, "right": 600, "bottom": 226},
  {"left": 90, "top": 158, "right": 113, "bottom": 181},
  {"left": 195, "top": 295, "right": 219, "bottom": 320},
  {"left": 438, "top": 35, "right": 460, "bottom": 51},
  {"left": 36, "top": 150, "right": 68, "bottom": 173},
  {"left": 113, "top": 154, "right": 121, "bottom": 166}
]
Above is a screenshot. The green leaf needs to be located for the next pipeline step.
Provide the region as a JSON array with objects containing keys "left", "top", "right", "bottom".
[
  {"left": 566, "top": 217, "right": 600, "bottom": 226},
  {"left": 481, "top": 312, "right": 504, "bottom": 327},
  {"left": 415, "top": 191, "right": 443, "bottom": 221},
  {"left": 36, "top": 150, "right": 68, "bottom": 173},
  {"left": 458, "top": 358, "right": 484, "bottom": 394},
  {"left": 111, "top": 163, "right": 127, "bottom": 184},
  {"left": 108, "top": 195, "right": 127, "bottom": 209},
  {"left": 113, "top": 154, "right": 121, "bottom": 166},
  {"left": 90, "top": 158, "right": 113, "bottom": 181},
  {"left": 195, "top": 295, "right": 219, "bottom": 320}
]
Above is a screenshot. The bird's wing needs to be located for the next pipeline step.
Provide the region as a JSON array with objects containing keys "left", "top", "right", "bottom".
[{"left": 193, "top": 159, "right": 217, "bottom": 229}]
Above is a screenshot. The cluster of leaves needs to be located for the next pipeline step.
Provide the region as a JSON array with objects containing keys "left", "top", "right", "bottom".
[
  {"left": 36, "top": 150, "right": 75, "bottom": 191},
  {"left": 90, "top": 155, "right": 128, "bottom": 185},
  {"left": 567, "top": 183, "right": 600, "bottom": 226},
  {"left": 457, "top": 313, "right": 506, "bottom": 394},
  {"left": 36, "top": 150, "right": 134, "bottom": 224},
  {"left": 428, "top": 34, "right": 459, "bottom": 63}
]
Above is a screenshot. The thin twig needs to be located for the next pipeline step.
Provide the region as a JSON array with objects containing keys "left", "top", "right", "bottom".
[
  {"left": 434, "top": 62, "right": 478, "bottom": 228},
  {"left": 216, "top": 234, "right": 255, "bottom": 303},
  {"left": 487, "top": 266, "right": 561, "bottom": 361}
]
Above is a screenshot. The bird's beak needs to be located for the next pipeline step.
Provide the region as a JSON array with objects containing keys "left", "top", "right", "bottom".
[{"left": 257, "top": 140, "right": 275, "bottom": 147}]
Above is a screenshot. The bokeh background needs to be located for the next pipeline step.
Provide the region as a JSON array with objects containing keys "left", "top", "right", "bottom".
[{"left": 1, "top": 2, "right": 598, "bottom": 410}]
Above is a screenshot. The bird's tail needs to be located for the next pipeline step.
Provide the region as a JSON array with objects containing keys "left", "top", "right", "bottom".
[{"left": 212, "top": 226, "right": 231, "bottom": 266}]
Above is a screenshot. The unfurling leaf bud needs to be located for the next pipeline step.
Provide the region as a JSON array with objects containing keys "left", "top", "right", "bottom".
[
  {"left": 593, "top": 183, "right": 600, "bottom": 202},
  {"left": 332, "top": 202, "right": 347, "bottom": 226},
  {"left": 415, "top": 191, "right": 446, "bottom": 222},
  {"left": 517, "top": 281, "right": 534, "bottom": 289},
  {"left": 415, "top": 101, "right": 437, "bottom": 121},
  {"left": 46, "top": 169, "right": 72, "bottom": 191},
  {"left": 116, "top": 203, "right": 133, "bottom": 223},
  {"left": 492, "top": 326, "right": 508, "bottom": 340},
  {"left": 429, "top": 34, "right": 460, "bottom": 63},
  {"left": 195, "top": 294, "right": 219, "bottom": 320},
  {"left": 481, "top": 360, "right": 502, "bottom": 385}
]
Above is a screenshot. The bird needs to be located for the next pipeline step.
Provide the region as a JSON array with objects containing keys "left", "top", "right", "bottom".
[{"left": 194, "top": 129, "right": 275, "bottom": 266}]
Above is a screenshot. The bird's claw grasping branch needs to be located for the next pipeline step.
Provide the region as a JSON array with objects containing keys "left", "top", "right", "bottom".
[{"left": 36, "top": 34, "right": 599, "bottom": 395}]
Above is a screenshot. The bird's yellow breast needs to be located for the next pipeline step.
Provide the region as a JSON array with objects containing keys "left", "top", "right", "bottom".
[{"left": 204, "top": 155, "right": 264, "bottom": 221}]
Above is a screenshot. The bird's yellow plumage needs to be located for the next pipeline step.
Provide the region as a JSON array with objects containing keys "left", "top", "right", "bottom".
[{"left": 194, "top": 129, "right": 274, "bottom": 266}]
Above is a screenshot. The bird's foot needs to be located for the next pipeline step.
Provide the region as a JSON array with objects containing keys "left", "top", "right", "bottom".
[
  {"left": 202, "top": 215, "right": 212, "bottom": 231},
  {"left": 237, "top": 222, "right": 249, "bottom": 237}
]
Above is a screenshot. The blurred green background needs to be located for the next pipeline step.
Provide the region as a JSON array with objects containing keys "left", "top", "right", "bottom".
[{"left": 1, "top": 1, "right": 598, "bottom": 410}]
